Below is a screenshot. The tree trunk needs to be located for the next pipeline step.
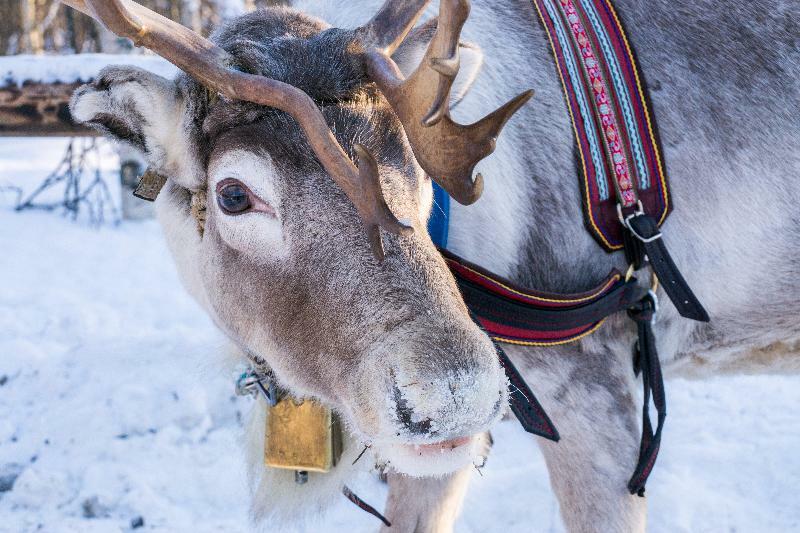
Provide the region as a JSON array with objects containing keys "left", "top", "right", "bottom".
[{"left": 20, "top": 0, "right": 44, "bottom": 54}]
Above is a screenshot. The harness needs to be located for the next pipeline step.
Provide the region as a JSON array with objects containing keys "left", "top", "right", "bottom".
[{"left": 432, "top": 0, "right": 709, "bottom": 495}]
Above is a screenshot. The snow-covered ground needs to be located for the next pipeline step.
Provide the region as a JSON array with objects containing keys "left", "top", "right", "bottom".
[{"left": 1, "top": 138, "right": 799, "bottom": 533}]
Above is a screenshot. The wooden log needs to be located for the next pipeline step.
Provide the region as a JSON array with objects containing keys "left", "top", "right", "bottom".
[{"left": 0, "top": 81, "right": 97, "bottom": 136}]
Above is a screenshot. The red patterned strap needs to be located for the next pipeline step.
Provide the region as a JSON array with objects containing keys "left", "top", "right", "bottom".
[{"left": 532, "top": 0, "right": 671, "bottom": 250}]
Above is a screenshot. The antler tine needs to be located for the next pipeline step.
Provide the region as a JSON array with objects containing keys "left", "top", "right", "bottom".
[
  {"left": 419, "top": 0, "right": 466, "bottom": 127},
  {"left": 354, "top": 144, "right": 400, "bottom": 260},
  {"left": 360, "top": 0, "right": 533, "bottom": 205},
  {"left": 356, "top": 0, "right": 431, "bottom": 55},
  {"left": 61, "top": 0, "right": 413, "bottom": 260}
]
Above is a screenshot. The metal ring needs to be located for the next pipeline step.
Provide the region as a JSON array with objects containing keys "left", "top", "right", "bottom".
[
  {"left": 647, "top": 289, "right": 660, "bottom": 326},
  {"left": 625, "top": 263, "right": 635, "bottom": 282},
  {"left": 235, "top": 368, "right": 281, "bottom": 406},
  {"left": 616, "top": 200, "right": 645, "bottom": 225}
]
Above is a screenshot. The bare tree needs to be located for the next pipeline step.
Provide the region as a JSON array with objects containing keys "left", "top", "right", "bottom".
[
  {"left": 19, "top": 0, "right": 43, "bottom": 53},
  {"left": 2, "top": 0, "right": 259, "bottom": 55}
]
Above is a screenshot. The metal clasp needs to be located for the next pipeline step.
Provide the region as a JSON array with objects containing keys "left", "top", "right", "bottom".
[
  {"left": 626, "top": 263, "right": 660, "bottom": 326},
  {"left": 616, "top": 199, "right": 644, "bottom": 225},
  {"left": 617, "top": 201, "right": 662, "bottom": 243},
  {"left": 236, "top": 368, "right": 280, "bottom": 406},
  {"left": 646, "top": 288, "right": 660, "bottom": 326}
]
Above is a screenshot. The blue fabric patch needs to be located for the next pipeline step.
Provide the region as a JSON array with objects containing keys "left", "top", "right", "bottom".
[{"left": 427, "top": 182, "right": 450, "bottom": 248}]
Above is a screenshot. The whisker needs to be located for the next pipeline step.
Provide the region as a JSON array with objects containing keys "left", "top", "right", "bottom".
[{"left": 352, "top": 444, "right": 371, "bottom": 466}]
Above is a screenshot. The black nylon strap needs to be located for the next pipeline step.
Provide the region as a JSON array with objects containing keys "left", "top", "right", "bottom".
[
  {"left": 456, "top": 275, "right": 648, "bottom": 331},
  {"left": 626, "top": 214, "right": 710, "bottom": 322},
  {"left": 342, "top": 486, "right": 391, "bottom": 527},
  {"left": 470, "top": 314, "right": 560, "bottom": 442},
  {"left": 626, "top": 296, "right": 666, "bottom": 496}
]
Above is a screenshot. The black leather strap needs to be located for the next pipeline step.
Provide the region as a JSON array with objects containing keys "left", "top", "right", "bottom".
[
  {"left": 470, "top": 314, "right": 560, "bottom": 442},
  {"left": 626, "top": 295, "right": 666, "bottom": 496},
  {"left": 497, "top": 341, "right": 560, "bottom": 441},
  {"left": 626, "top": 214, "right": 709, "bottom": 322},
  {"left": 622, "top": 219, "right": 646, "bottom": 270},
  {"left": 456, "top": 275, "right": 649, "bottom": 331}
]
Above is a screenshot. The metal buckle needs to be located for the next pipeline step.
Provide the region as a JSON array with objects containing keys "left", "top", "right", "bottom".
[
  {"left": 617, "top": 201, "right": 662, "bottom": 243},
  {"left": 646, "top": 288, "right": 659, "bottom": 326},
  {"left": 616, "top": 200, "right": 644, "bottom": 224},
  {"left": 626, "top": 262, "right": 660, "bottom": 325},
  {"left": 625, "top": 265, "right": 660, "bottom": 326},
  {"left": 626, "top": 220, "right": 662, "bottom": 243}
]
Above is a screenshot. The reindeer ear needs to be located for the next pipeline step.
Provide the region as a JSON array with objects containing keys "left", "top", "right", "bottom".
[
  {"left": 70, "top": 65, "right": 204, "bottom": 189},
  {"left": 392, "top": 19, "right": 484, "bottom": 110}
]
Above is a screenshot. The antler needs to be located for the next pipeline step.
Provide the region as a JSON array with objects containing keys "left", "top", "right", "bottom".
[
  {"left": 358, "top": 0, "right": 533, "bottom": 205},
  {"left": 60, "top": 0, "right": 412, "bottom": 260}
]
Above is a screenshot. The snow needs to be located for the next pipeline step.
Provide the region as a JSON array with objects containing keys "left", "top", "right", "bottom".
[
  {"left": 1, "top": 54, "right": 177, "bottom": 86},
  {"left": 1, "top": 138, "right": 799, "bottom": 532}
]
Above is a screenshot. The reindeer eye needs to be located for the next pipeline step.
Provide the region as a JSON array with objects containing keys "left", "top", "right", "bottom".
[{"left": 217, "top": 180, "right": 252, "bottom": 214}]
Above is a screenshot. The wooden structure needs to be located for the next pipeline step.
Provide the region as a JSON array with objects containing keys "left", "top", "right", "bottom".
[
  {"left": 0, "top": 81, "right": 95, "bottom": 136},
  {"left": 0, "top": 0, "right": 286, "bottom": 136}
]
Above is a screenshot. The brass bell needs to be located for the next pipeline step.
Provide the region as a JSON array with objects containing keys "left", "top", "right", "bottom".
[
  {"left": 132, "top": 167, "right": 167, "bottom": 202},
  {"left": 264, "top": 397, "right": 342, "bottom": 474}
]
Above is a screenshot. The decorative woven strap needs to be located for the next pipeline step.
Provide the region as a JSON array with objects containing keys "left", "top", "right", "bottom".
[{"left": 532, "top": 0, "right": 671, "bottom": 250}]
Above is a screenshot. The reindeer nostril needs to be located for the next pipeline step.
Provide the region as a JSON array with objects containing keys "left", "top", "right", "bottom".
[
  {"left": 403, "top": 415, "right": 433, "bottom": 435},
  {"left": 392, "top": 384, "right": 434, "bottom": 435}
]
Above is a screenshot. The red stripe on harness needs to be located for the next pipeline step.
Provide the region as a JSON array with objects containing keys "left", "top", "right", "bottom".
[
  {"left": 444, "top": 257, "right": 620, "bottom": 308},
  {"left": 477, "top": 318, "right": 600, "bottom": 345},
  {"left": 441, "top": 250, "right": 629, "bottom": 346}
]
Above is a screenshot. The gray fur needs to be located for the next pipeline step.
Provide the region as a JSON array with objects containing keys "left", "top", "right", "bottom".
[
  {"left": 68, "top": 0, "right": 799, "bottom": 531},
  {"left": 446, "top": 0, "right": 800, "bottom": 530}
]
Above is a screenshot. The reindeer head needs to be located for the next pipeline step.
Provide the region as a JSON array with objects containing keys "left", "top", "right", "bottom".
[{"left": 68, "top": 0, "right": 530, "bottom": 476}]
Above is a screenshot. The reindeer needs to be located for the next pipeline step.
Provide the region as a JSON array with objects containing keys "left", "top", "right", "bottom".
[{"left": 65, "top": 0, "right": 799, "bottom": 531}]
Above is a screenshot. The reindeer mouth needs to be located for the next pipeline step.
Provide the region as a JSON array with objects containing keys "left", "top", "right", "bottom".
[
  {"left": 404, "top": 435, "right": 473, "bottom": 456},
  {"left": 376, "top": 434, "right": 486, "bottom": 477}
]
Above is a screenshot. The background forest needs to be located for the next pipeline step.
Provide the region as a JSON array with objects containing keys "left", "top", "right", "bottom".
[{"left": 1, "top": 0, "right": 281, "bottom": 55}]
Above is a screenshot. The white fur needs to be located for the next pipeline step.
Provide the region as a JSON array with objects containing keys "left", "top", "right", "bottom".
[
  {"left": 208, "top": 150, "right": 287, "bottom": 261},
  {"left": 155, "top": 186, "right": 211, "bottom": 313},
  {"left": 245, "top": 399, "right": 373, "bottom": 527},
  {"left": 69, "top": 90, "right": 108, "bottom": 123}
]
